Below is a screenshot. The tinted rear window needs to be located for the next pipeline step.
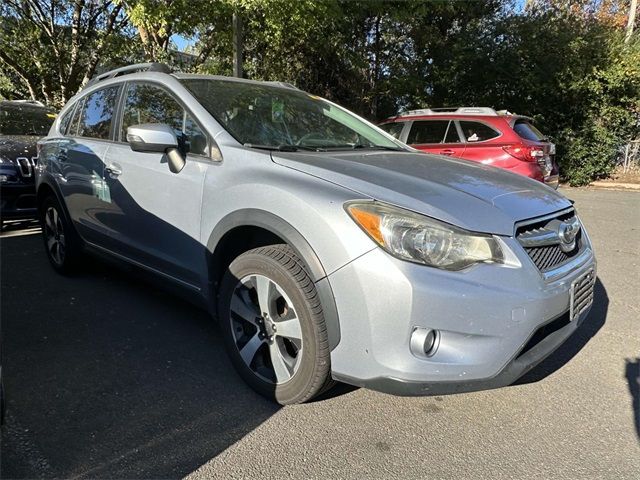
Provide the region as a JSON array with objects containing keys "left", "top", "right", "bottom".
[
  {"left": 407, "top": 120, "right": 449, "bottom": 144},
  {"left": 513, "top": 120, "right": 546, "bottom": 141},
  {"left": 379, "top": 122, "right": 404, "bottom": 139},
  {"left": 459, "top": 121, "right": 500, "bottom": 142}
]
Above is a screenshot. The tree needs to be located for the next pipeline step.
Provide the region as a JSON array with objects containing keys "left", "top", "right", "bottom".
[{"left": 0, "top": 0, "right": 132, "bottom": 106}]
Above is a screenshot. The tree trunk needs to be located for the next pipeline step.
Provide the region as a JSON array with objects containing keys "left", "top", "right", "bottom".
[
  {"left": 233, "top": 13, "right": 244, "bottom": 78},
  {"left": 626, "top": 0, "right": 638, "bottom": 43}
]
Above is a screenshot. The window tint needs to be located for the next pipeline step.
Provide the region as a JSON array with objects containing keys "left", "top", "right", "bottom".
[
  {"left": 513, "top": 120, "right": 546, "bottom": 141},
  {"left": 444, "top": 121, "right": 461, "bottom": 143},
  {"left": 78, "top": 86, "right": 119, "bottom": 139},
  {"left": 379, "top": 122, "right": 404, "bottom": 139},
  {"left": 407, "top": 120, "right": 449, "bottom": 144},
  {"left": 0, "top": 105, "right": 54, "bottom": 136},
  {"left": 121, "top": 83, "right": 208, "bottom": 156},
  {"left": 58, "top": 105, "right": 75, "bottom": 135},
  {"left": 68, "top": 98, "right": 84, "bottom": 136},
  {"left": 459, "top": 121, "right": 500, "bottom": 142}
]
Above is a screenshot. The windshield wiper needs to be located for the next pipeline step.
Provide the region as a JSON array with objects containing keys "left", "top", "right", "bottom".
[
  {"left": 244, "top": 143, "right": 298, "bottom": 151},
  {"left": 351, "top": 144, "right": 406, "bottom": 151},
  {"left": 244, "top": 143, "right": 321, "bottom": 152}
]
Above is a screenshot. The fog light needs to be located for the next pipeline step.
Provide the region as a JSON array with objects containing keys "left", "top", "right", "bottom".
[
  {"left": 0, "top": 175, "right": 8, "bottom": 183},
  {"left": 410, "top": 327, "right": 439, "bottom": 358}
]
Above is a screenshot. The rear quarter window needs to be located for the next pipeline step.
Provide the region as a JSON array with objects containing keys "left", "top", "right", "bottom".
[
  {"left": 459, "top": 121, "right": 500, "bottom": 142},
  {"left": 68, "top": 98, "right": 84, "bottom": 136},
  {"left": 513, "top": 120, "right": 546, "bottom": 141},
  {"left": 58, "top": 105, "right": 75, "bottom": 135}
]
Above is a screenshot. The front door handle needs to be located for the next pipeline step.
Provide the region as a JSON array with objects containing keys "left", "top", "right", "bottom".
[
  {"left": 105, "top": 164, "right": 122, "bottom": 178},
  {"left": 440, "top": 149, "right": 455, "bottom": 156}
]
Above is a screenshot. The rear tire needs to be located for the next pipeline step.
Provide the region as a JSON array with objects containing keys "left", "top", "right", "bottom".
[
  {"left": 39, "top": 195, "right": 82, "bottom": 274},
  {"left": 218, "top": 244, "right": 335, "bottom": 404}
]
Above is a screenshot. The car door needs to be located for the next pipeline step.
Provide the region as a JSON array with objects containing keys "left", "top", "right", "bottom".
[
  {"left": 405, "top": 119, "right": 466, "bottom": 157},
  {"left": 55, "top": 85, "right": 120, "bottom": 243},
  {"left": 99, "top": 82, "right": 209, "bottom": 287},
  {"left": 438, "top": 120, "right": 466, "bottom": 157}
]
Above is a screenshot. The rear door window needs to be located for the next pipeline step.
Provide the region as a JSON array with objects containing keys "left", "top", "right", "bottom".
[
  {"left": 513, "top": 120, "right": 546, "bottom": 141},
  {"left": 379, "top": 122, "right": 404, "bottom": 139},
  {"left": 78, "top": 86, "right": 120, "bottom": 139},
  {"left": 407, "top": 120, "right": 449, "bottom": 144},
  {"left": 459, "top": 121, "right": 500, "bottom": 143}
]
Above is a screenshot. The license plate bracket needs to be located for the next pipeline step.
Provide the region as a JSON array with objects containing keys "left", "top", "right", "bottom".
[{"left": 570, "top": 268, "right": 595, "bottom": 321}]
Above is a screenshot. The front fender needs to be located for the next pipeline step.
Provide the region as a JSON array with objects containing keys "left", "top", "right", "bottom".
[{"left": 206, "top": 209, "right": 342, "bottom": 350}]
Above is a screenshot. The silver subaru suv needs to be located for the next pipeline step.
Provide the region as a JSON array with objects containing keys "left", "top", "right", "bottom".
[{"left": 36, "top": 63, "right": 596, "bottom": 404}]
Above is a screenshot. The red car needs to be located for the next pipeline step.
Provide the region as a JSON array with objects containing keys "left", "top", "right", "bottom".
[{"left": 379, "top": 107, "right": 559, "bottom": 188}]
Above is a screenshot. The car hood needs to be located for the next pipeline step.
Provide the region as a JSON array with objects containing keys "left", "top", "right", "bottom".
[
  {"left": 0, "top": 135, "right": 39, "bottom": 159},
  {"left": 272, "top": 150, "right": 571, "bottom": 236}
]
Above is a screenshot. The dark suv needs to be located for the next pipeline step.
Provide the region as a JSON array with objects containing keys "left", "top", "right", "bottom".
[
  {"left": 379, "top": 107, "right": 559, "bottom": 188},
  {"left": 1, "top": 100, "right": 56, "bottom": 224}
]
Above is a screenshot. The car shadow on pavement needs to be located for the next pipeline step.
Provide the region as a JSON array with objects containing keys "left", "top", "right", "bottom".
[
  {"left": 625, "top": 358, "right": 640, "bottom": 440},
  {"left": 0, "top": 235, "right": 279, "bottom": 479},
  {"left": 515, "top": 277, "right": 608, "bottom": 385}
]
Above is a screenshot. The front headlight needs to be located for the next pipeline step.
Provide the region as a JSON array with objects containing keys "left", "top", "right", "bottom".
[{"left": 345, "top": 201, "right": 504, "bottom": 271}]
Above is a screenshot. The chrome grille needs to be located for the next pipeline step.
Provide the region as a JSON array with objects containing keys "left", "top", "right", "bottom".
[
  {"left": 570, "top": 268, "right": 595, "bottom": 321},
  {"left": 522, "top": 231, "right": 582, "bottom": 271},
  {"left": 16, "top": 156, "right": 37, "bottom": 178},
  {"left": 516, "top": 209, "right": 583, "bottom": 273}
]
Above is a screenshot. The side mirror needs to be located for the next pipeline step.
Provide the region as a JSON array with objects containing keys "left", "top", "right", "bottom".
[{"left": 126, "top": 123, "right": 185, "bottom": 174}]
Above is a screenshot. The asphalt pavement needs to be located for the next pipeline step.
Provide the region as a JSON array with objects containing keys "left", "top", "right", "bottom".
[{"left": 1, "top": 188, "right": 638, "bottom": 479}]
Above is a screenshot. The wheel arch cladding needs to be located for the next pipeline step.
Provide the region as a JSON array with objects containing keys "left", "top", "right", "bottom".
[
  {"left": 207, "top": 208, "right": 341, "bottom": 350},
  {"left": 36, "top": 177, "right": 73, "bottom": 225}
]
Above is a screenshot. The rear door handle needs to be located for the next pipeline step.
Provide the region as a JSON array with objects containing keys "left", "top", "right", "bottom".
[
  {"left": 440, "top": 149, "right": 455, "bottom": 156},
  {"left": 105, "top": 164, "right": 122, "bottom": 178}
]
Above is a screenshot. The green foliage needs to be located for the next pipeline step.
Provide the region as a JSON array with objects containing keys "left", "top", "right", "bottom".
[
  {"left": 423, "top": 5, "right": 640, "bottom": 185},
  {"left": 556, "top": 33, "right": 640, "bottom": 185},
  {"left": 0, "top": 0, "right": 134, "bottom": 106}
]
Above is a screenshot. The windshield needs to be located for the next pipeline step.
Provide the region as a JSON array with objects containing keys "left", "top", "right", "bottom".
[
  {"left": 0, "top": 105, "right": 55, "bottom": 136},
  {"left": 181, "top": 79, "right": 404, "bottom": 151}
]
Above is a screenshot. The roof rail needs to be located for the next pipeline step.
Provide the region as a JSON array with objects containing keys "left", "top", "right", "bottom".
[
  {"left": 401, "top": 107, "right": 498, "bottom": 117},
  {"left": 84, "top": 63, "right": 172, "bottom": 89}
]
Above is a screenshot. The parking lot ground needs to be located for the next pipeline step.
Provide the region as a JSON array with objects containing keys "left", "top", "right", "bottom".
[{"left": 1, "top": 188, "right": 639, "bottom": 479}]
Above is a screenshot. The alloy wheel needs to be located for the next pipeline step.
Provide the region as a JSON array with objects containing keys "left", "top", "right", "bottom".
[
  {"left": 229, "top": 274, "right": 303, "bottom": 384},
  {"left": 44, "top": 206, "right": 66, "bottom": 266}
]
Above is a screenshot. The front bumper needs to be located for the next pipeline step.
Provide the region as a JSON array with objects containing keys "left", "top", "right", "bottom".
[
  {"left": 0, "top": 182, "right": 37, "bottom": 219},
  {"left": 327, "top": 238, "right": 596, "bottom": 396},
  {"left": 337, "top": 307, "right": 589, "bottom": 396}
]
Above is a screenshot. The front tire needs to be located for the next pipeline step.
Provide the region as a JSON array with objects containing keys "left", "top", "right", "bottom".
[
  {"left": 218, "top": 244, "right": 334, "bottom": 404},
  {"left": 39, "top": 196, "right": 81, "bottom": 274}
]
